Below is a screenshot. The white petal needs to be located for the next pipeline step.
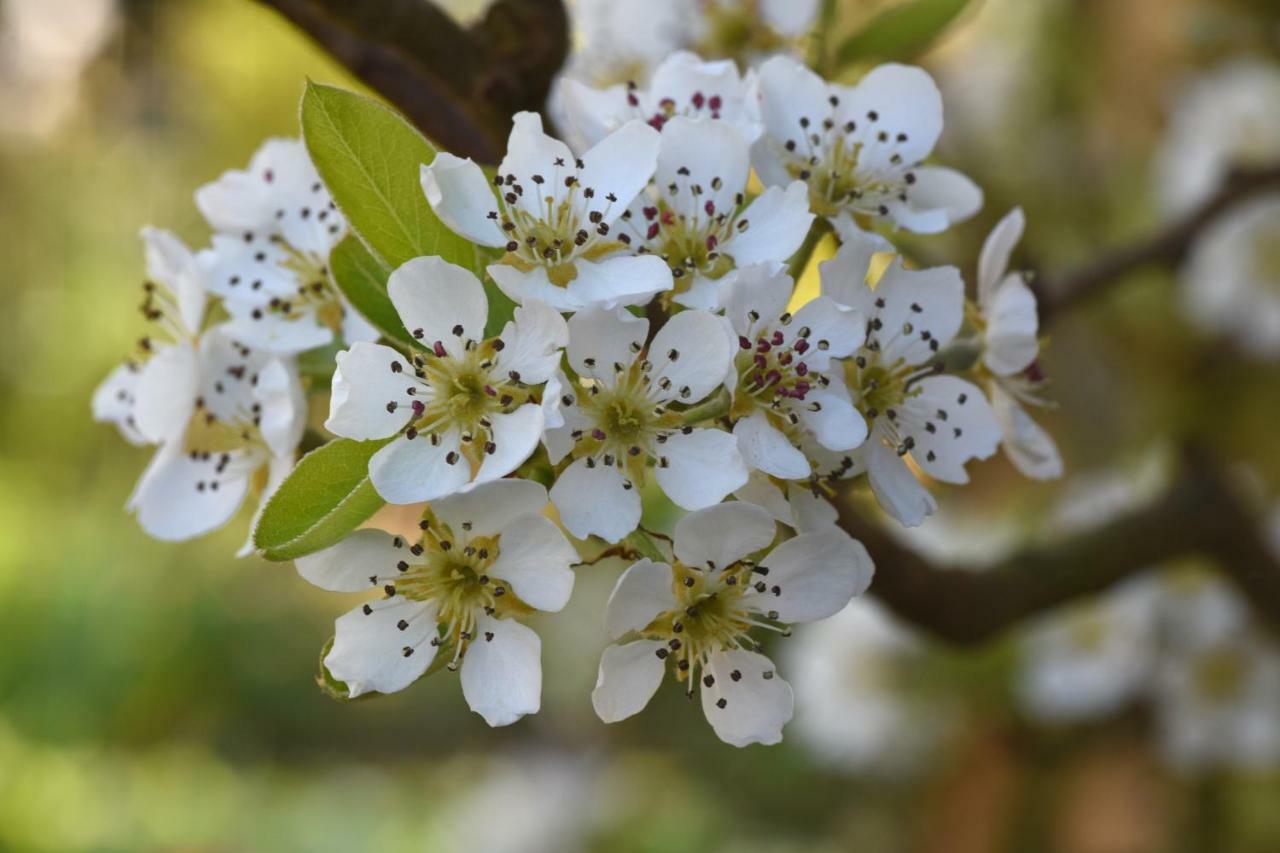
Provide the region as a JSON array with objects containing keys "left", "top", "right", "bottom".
[
  {"left": 673, "top": 501, "right": 776, "bottom": 571},
  {"left": 647, "top": 309, "right": 733, "bottom": 404},
  {"left": 864, "top": 439, "right": 936, "bottom": 527},
  {"left": 655, "top": 427, "right": 749, "bottom": 510},
  {"left": 471, "top": 403, "right": 544, "bottom": 485},
  {"left": 592, "top": 640, "right": 669, "bottom": 723},
  {"left": 495, "top": 299, "right": 568, "bottom": 385},
  {"left": 754, "top": 57, "right": 831, "bottom": 176},
  {"left": 142, "top": 227, "right": 206, "bottom": 335},
  {"left": 895, "top": 166, "right": 983, "bottom": 233},
  {"left": 786, "top": 481, "right": 839, "bottom": 532},
  {"left": 324, "top": 342, "right": 414, "bottom": 440},
  {"left": 734, "top": 411, "right": 811, "bottom": 480},
  {"left": 387, "top": 256, "right": 488, "bottom": 356},
  {"left": 577, "top": 119, "right": 661, "bottom": 226},
  {"left": 501, "top": 112, "right": 577, "bottom": 217},
  {"left": 797, "top": 385, "right": 867, "bottom": 452},
  {"left": 488, "top": 515, "right": 578, "bottom": 612},
  {"left": 550, "top": 457, "right": 641, "bottom": 543},
  {"left": 488, "top": 254, "right": 671, "bottom": 312},
  {"left": 254, "top": 359, "right": 306, "bottom": 457},
  {"left": 842, "top": 64, "right": 943, "bottom": 167},
  {"left": 719, "top": 262, "right": 794, "bottom": 337},
  {"left": 92, "top": 363, "right": 147, "bottom": 446},
  {"left": 734, "top": 471, "right": 793, "bottom": 526},
  {"left": 340, "top": 298, "right": 383, "bottom": 345},
  {"left": 129, "top": 444, "right": 252, "bottom": 541},
  {"left": 560, "top": 78, "right": 629, "bottom": 151},
  {"left": 221, "top": 310, "right": 334, "bottom": 356},
  {"left": 727, "top": 182, "right": 814, "bottom": 268},
  {"left": 978, "top": 207, "right": 1025, "bottom": 307},
  {"left": 655, "top": 117, "right": 749, "bottom": 221},
  {"left": 983, "top": 275, "right": 1040, "bottom": 376},
  {"left": 816, "top": 228, "right": 882, "bottom": 309},
  {"left": 460, "top": 613, "right": 542, "bottom": 727},
  {"left": 991, "top": 384, "right": 1063, "bottom": 481},
  {"left": 701, "top": 649, "right": 794, "bottom": 747},
  {"left": 326, "top": 597, "right": 438, "bottom": 697},
  {"left": 420, "top": 154, "right": 506, "bottom": 248},
  {"left": 745, "top": 529, "right": 873, "bottom": 622},
  {"left": 132, "top": 342, "right": 199, "bottom": 445},
  {"left": 902, "top": 376, "right": 1001, "bottom": 484},
  {"left": 565, "top": 304, "right": 647, "bottom": 383},
  {"left": 861, "top": 259, "right": 964, "bottom": 366},
  {"left": 432, "top": 477, "right": 549, "bottom": 540},
  {"left": 196, "top": 233, "right": 296, "bottom": 301},
  {"left": 295, "top": 528, "right": 413, "bottom": 592},
  {"left": 368, "top": 429, "right": 470, "bottom": 504},
  {"left": 604, "top": 558, "right": 677, "bottom": 639}
]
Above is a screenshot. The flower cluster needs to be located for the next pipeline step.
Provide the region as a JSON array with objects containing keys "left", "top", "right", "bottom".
[{"left": 94, "top": 50, "right": 1061, "bottom": 746}]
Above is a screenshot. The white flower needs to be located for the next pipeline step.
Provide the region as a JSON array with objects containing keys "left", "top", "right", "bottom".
[
  {"left": 92, "top": 227, "right": 207, "bottom": 446},
  {"left": 720, "top": 263, "right": 865, "bottom": 477},
  {"left": 1181, "top": 194, "right": 1280, "bottom": 358},
  {"left": 325, "top": 256, "right": 567, "bottom": 505},
  {"left": 617, "top": 118, "right": 813, "bottom": 309},
  {"left": 1154, "top": 630, "right": 1280, "bottom": 774},
  {"left": 561, "top": 51, "right": 762, "bottom": 151},
  {"left": 975, "top": 207, "right": 1062, "bottom": 479},
  {"left": 195, "top": 137, "right": 379, "bottom": 354},
  {"left": 1017, "top": 578, "right": 1159, "bottom": 724},
  {"left": 591, "top": 501, "right": 873, "bottom": 746},
  {"left": 690, "top": 0, "right": 820, "bottom": 65},
  {"left": 297, "top": 479, "right": 578, "bottom": 727},
  {"left": 422, "top": 112, "right": 673, "bottom": 312},
  {"left": 752, "top": 56, "right": 982, "bottom": 234},
  {"left": 787, "top": 599, "right": 949, "bottom": 776},
  {"left": 818, "top": 233, "right": 1001, "bottom": 527},
  {"left": 128, "top": 326, "right": 305, "bottom": 542},
  {"left": 545, "top": 305, "right": 747, "bottom": 543},
  {"left": 558, "top": 0, "right": 689, "bottom": 91},
  {"left": 1157, "top": 60, "right": 1280, "bottom": 216}
]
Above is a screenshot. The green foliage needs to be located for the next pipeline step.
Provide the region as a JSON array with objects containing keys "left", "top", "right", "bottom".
[
  {"left": 328, "top": 234, "right": 416, "bottom": 347},
  {"left": 300, "top": 81, "right": 515, "bottom": 338},
  {"left": 836, "top": 0, "right": 975, "bottom": 66},
  {"left": 253, "top": 437, "right": 392, "bottom": 561}
]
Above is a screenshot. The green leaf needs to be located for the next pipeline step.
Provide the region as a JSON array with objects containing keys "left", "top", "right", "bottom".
[
  {"left": 836, "top": 0, "right": 975, "bottom": 66},
  {"left": 301, "top": 82, "right": 516, "bottom": 341},
  {"left": 328, "top": 234, "right": 415, "bottom": 346},
  {"left": 253, "top": 437, "right": 392, "bottom": 561}
]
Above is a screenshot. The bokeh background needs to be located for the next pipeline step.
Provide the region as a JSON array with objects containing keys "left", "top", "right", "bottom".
[{"left": 3, "top": 0, "right": 1280, "bottom": 850}]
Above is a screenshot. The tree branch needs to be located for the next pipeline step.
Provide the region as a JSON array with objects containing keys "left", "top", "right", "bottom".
[
  {"left": 1036, "top": 162, "right": 1280, "bottom": 321},
  {"left": 834, "top": 443, "right": 1280, "bottom": 645}
]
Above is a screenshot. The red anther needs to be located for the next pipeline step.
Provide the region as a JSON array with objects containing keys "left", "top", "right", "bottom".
[
  {"left": 754, "top": 354, "right": 768, "bottom": 369},
  {"left": 779, "top": 352, "right": 793, "bottom": 365},
  {"left": 704, "top": 200, "right": 716, "bottom": 216},
  {"left": 1024, "top": 361, "right": 1045, "bottom": 383},
  {"left": 660, "top": 210, "right": 674, "bottom": 225},
  {"left": 691, "top": 91, "right": 705, "bottom": 109},
  {"left": 433, "top": 341, "right": 447, "bottom": 357},
  {"left": 627, "top": 93, "right": 639, "bottom": 107},
  {"left": 484, "top": 385, "right": 498, "bottom": 397},
  {"left": 643, "top": 206, "right": 659, "bottom": 220},
  {"left": 793, "top": 339, "right": 809, "bottom": 354},
  {"left": 708, "top": 95, "right": 722, "bottom": 110},
  {"left": 795, "top": 362, "right": 808, "bottom": 376},
  {"left": 411, "top": 400, "right": 426, "bottom": 416},
  {"left": 591, "top": 428, "right": 607, "bottom": 441},
  {"left": 738, "top": 335, "right": 752, "bottom": 350},
  {"left": 771, "top": 330, "right": 785, "bottom": 346},
  {"left": 756, "top": 339, "right": 772, "bottom": 353},
  {"left": 646, "top": 223, "right": 660, "bottom": 240},
  {"left": 764, "top": 369, "right": 782, "bottom": 386},
  {"left": 648, "top": 115, "right": 666, "bottom": 131},
  {"left": 705, "top": 234, "right": 718, "bottom": 251}
]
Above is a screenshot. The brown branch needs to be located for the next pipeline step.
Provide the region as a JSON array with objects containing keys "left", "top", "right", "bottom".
[
  {"left": 834, "top": 443, "right": 1280, "bottom": 645},
  {"left": 1036, "top": 162, "right": 1280, "bottom": 320},
  {"left": 256, "top": 0, "right": 568, "bottom": 162}
]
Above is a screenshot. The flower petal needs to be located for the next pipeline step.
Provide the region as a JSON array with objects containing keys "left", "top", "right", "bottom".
[
  {"left": 902, "top": 376, "right": 1001, "bottom": 484},
  {"left": 420, "top": 153, "right": 506, "bottom": 248},
  {"left": 128, "top": 444, "right": 252, "bottom": 541},
  {"left": 786, "top": 295, "right": 866, "bottom": 362},
  {"left": 488, "top": 515, "right": 578, "bottom": 612},
  {"left": 324, "top": 342, "right": 415, "bottom": 440},
  {"left": 992, "top": 384, "right": 1063, "bottom": 481},
  {"left": 647, "top": 309, "right": 733, "bottom": 404},
  {"left": 754, "top": 57, "right": 830, "bottom": 180},
  {"left": 734, "top": 410, "right": 811, "bottom": 480},
  {"left": 655, "top": 117, "right": 749, "bottom": 221},
  {"left": 471, "top": 403, "right": 545, "bottom": 485},
  {"left": 495, "top": 299, "right": 569, "bottom": 385},
  {"left": 387, "top": 256, "right": 488, "bottom": 356},
  {"left": 983, "top": 275, "right": 1040, "bottom": 376},
  {"left": 132, "top": 342, "right": 199, "bottom": 445},
  {"left": 673, "top": 501, "right": 776, "bottom": 571},
  {"left": 255, "top": 359, "right": 306, "bottom": 458},
  {"left": 797, "top": 385, "right": 867, "bottom": 452},
  {"left": 431, "top": 477, "right": 549, "bottom": 540},
  {"left": 893, "top": 166, "right": 982, "bottom": 234},
  {"left": 577, "top": 119, "right": 661, "bottom": 226},
  {"left": 142, "top": 227, "right": 207, "bottom": 335},
  {"left": 841, "top": 63, "right": 943, "bottom": 168},
  {"left": 854, "top": 258, "right": 964, "bottom": 367},
  {"left": 744, "top": 529, "right": 873, "bottom": 622},
  {"left": 604, "top": 558, "right": 678, "bottom": 639},
  {"left": 592, "top": 640, "right": 668, "bottom": 723},
  {"left": 550, "top": 457, "right": 641, "bottom": 543},
  {"left": 460, "top": 613, "right": 542, "bottom": 727},
  {"left": 863, "top": 439, "right": 936, "bottom": 527},
  {"left": 368, "top": 429, "right": 470, "bottom": 504},
  {"left": 727, "top": 181, "right": 814, "bottom": 268},
  {"left": 295, "top": 528, "right": 413, "bottom": 592},
  {"left": 92, "top": 363, "right": 147, "bottom": 446},
  {"left": 720, "top": 262, "right": 794, "bottom": 338},
  {"left": 978, "top": 207, "right": 1025, "bottom": 307},
  {"left": 700, "top": 649, "right": 794, "bottom": 747},
  {"left": 655, "top": 427, "right": 749, "bottom": 510},
  {"left": 565, "top": 304, "right": 647, "bottom": 384},
  {"left": 326, "top": 597, "right": 438, "bottom": 697}
]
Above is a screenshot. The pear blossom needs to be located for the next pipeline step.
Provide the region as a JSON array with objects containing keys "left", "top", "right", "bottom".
[
  {"left": 545, "top": 305, "right": 746, "bottom": 542},
  {"left": 690, "top": 0, "right": 820, "bottom": 66},
  {"left": 128, "top": 327, "right": 306, "bottom": 542},
  {"left": 556, "top": 0, "right": 689, "bottom": 92},
  {"left": 618, "top": 118, "right": 813, "bottom": 309},
  {"left": 561, "top": 51, "right": 762, "bottom": 151},
  {"left": 752, "top": 56, "right": 982, "bottom": 234},
  {"left": 719, "top": 263, "right": 866, "bottom": 477},
  {"left": 325, "top": 256, "right": 566, "bottom": 505},
  {"left": 93, "top": 227, "right": 207, "bottom": 446},
  {"left": 195, "top": 137, "right": 379, "bottom": 353},
  {"left": 297, "top": 479, "right": 578, "bottom": 726},
  {"left": 591, "top": 501, "right": 873, "bottom": 746},
  {"left": 422, "top": 112, "right": 672, "bottom": 312},
  {"left": 1181, "top": 194, "right": 1280, "bottom": 358},
  {"left": 975, "top": 208, "right": 1062, "bottom": 479},
  {"left": 818, "top": 233, "right": 1001, "bottom": 527}
]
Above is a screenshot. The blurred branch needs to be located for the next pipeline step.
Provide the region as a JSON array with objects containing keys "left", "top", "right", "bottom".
[
  {"left": 255, "top": 0, "right": 568, "bottom": 162},
  {"left": 1036, "top": 161, "right": 1280, "bottom": 321},
  {"left": 834, "top": 442, "right": 1280, "bottom": 645}
]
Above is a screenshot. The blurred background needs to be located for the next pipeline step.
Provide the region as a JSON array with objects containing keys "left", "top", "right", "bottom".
[{"left": 3, "top": 0, "right": 1280, "bottom": 850}]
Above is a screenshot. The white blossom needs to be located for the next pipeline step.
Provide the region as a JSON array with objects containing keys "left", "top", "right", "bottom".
[
  {"left": 752, "top": 56, "right": 981, "bottom": 234},
  {"left": 817, "top": 232, "right": 1001, "bottom": 527},
  {"left": 422, "top": 112, "right": 672, "bottom": 311},
  {"left": 325, "top": 256, "right": 566, "bottom": 504},
  {"left": 195, "top": 138, "right": 379, "bottom": 353},
  {"left": 545, "top": 305, "right": 746, "bottom": 542},
  {"left": 298, "top": 479, "right": 577, "bottom": 726},
  {"left": 617, "top": 118, "right": 813, "bottom": 309},
  {"left": 591, "top": 501, "right": 873, "bottom": 746}
]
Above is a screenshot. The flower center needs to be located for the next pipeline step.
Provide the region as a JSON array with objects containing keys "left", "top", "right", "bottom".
[
  {"left": 628, "top": 186, "right": 746, "bottom": 289},
  {"left": 625, "top": 84, "right": 728, "bottom": 131},
  {"left": 846, "top": 357, "right": 913, "bottom": 421},
  {"left": 730, "top": 319, "right": 822, "bottom": 415},
  {"left": 697, "top": 2, "right": 790, "bottom": 59}
]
